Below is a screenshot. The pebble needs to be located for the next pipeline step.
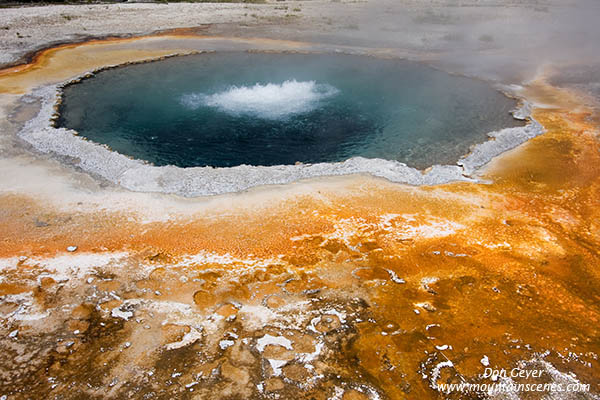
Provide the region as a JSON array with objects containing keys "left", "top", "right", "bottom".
[
  {"left": 8, "top": 330, "right": 18, "bottom": 338},
  {"left": 219, "top": 339, "right": 235, "bottom": 350},
  {"left": 67, "top": 246, "right": 78, "bottom": 252}
]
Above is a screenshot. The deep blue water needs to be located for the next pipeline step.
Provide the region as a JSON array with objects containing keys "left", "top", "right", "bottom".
[{"left": 58, "top": 52, "right": 523, "bottom": 169}]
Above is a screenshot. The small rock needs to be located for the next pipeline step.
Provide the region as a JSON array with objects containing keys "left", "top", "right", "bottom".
[
  {"left": 8, "top": 329, "right": 18, "bottom": 338},
  {"left": 66, "top": 246, "right": 78, "bottom": 252},
  {"left": 111, "top": 307, "right": 133, "bottom": 321},
  {"left": 418, "top": 302, "right": 437, "bottom": 312},
  {"left": 219, "top": 339, "right": 235, "bottom": 350}
]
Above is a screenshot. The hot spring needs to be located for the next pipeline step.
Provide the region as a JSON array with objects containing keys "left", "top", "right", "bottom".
[{"left": 57, "top": 52, "right": 523, "bottom": 169}]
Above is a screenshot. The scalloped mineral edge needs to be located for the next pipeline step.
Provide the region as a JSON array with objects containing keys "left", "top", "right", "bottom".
[{"left": 17, "top": 83, "right": 544, "bottom": 197}]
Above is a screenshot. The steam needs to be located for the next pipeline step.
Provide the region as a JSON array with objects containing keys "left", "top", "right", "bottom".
[{"left": 282, "top": 0, "right": 600, "bottom": 85}]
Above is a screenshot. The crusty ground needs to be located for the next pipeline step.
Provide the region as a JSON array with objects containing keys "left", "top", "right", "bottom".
[{"left": 0, "top": 1, "right": 599, "bottom": 399}]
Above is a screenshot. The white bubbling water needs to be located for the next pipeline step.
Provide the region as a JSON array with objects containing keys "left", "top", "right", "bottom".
[{"left": 180, "top": 80, "right": 339, "bottom": 120}]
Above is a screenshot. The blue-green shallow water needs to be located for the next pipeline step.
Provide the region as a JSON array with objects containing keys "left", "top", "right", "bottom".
[{"left": 57, "top": 52, "right": 523, "bottom": 169}]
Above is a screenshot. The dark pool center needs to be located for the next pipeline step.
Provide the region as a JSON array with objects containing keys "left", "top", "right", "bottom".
[{"left": 57, "top": 52, "right": 523, "bottom": 169}]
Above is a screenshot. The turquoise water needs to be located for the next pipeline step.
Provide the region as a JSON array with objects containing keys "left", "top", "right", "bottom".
[{"left": 58, "top": 52, "right": 523, "bottom": 169}]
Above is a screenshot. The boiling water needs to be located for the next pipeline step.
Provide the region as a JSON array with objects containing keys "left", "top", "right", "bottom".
[{"left": 58, "top": 52, "right": 522, "bottom": 168}]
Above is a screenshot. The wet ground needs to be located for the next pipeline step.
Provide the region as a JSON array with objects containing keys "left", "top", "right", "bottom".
[
  {"left": 0, "top": 97, "right": 599, "bottom": 399},
  {"left": 0, "top": 8, "right": 599, "bottom": 399}
]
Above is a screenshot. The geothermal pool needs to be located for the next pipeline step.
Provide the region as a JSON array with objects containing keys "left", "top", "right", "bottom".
[{"left": 57, "top": 52, "right": 523, "bottom": 169}]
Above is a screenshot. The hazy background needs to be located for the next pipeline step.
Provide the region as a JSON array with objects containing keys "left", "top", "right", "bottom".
[{"left": 1, "top": 0, "right": 599, "bottom": 89}]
